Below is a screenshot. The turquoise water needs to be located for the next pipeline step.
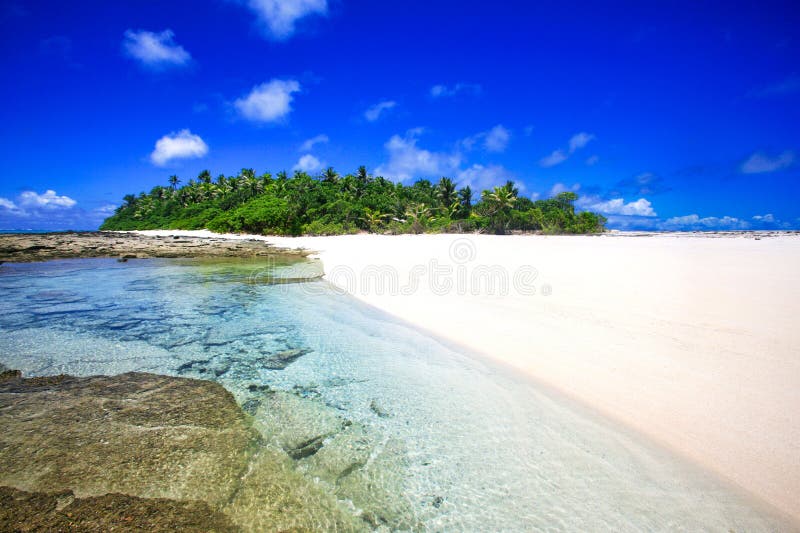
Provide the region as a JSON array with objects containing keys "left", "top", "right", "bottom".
[{"left": 0, "top": 258, "right": 789, "bottom": 531}]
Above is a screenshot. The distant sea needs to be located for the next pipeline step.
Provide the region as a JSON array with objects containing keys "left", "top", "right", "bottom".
[{"left": 0, "top": 229, "right": 93, "bottom": 234}]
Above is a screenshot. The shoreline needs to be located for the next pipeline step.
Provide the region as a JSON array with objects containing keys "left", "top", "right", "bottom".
[
  {"left": 3, "top": 228, "right": 798, "bottom": 525},
  {"left": 132, "top": 229, "right": 800, "bottom": 525},
  {"left": 0, "top": 231, "right": 305, "bottom": 263}
]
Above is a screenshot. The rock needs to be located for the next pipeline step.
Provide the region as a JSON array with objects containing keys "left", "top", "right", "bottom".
[
  {"left": 287, "top": 435, "right": 327, "bottom": 460},
  {"left": 335, "top": 437, "right": 418, "bottom": 530},
  {"left": 0, "top": 371, "right": 254, "bottom": 507},
  {"left": 255, "top": 391, "right": 420, "bottom": 530},
  {"left": 224, "top": 449, "right": 367, "bottom": 532},
  {"left": 260, "top": 348, "right": 312, "bottom": 370},
  {"left": 369, "top": 399, "right": 391, "bottom": 418},
  {"left": 0, "top": 369, "right": 22, "bottom": 382},
  {"left": 0, "top": 486, "right": 237, "bottom": 532},
  {"left": 0, "top": 370, "right": 365, "bottom": 531},
  {"left": 0, "top": 232, "right": 308, "bottom": 263},
  {"left": 253, "top": 391, "right": 346, "bottom": 453},
  {"left": 241, "top": 398, "right": 261, "bottom": 415},
  {"left": 299, "top": 423, "right": 374, "bottom": 483}
]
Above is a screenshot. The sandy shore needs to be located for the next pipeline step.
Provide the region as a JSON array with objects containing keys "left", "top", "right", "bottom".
[{"left": 137, "top": 230, "right": 800, "bottom": 523}]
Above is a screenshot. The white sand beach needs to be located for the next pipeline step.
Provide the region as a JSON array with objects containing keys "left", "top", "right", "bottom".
[{"left": 136, "top": 230, "right": 800, "bottom": 523}]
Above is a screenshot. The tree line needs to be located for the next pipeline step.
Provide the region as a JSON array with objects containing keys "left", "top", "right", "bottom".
[{"left": 100, "top": 167, "right": 606, "bottom": 235}]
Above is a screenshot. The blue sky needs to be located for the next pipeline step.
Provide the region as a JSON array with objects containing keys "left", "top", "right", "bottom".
[{"left": 0, "top": 0, "right": 798, "bottom": 230}]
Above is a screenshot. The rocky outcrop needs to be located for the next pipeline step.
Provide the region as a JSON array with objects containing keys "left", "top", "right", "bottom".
[
  {"left": 0, "top": 370, "right": 365, "bottom": 532},
  {"left": 0, "top": 231, "right": 308, "bottom": 262},
  {"left": 0, "top": 486, "right": 237, "bottom": 532}
]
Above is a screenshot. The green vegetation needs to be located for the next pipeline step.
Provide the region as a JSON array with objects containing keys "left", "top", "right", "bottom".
[{"left": 101, "top": 167, "right": 606, "bottom": 235}]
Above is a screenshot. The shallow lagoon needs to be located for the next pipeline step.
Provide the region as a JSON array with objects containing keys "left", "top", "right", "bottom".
[{"left": 0, "top": 258, "right": 789, "bottom": 531}]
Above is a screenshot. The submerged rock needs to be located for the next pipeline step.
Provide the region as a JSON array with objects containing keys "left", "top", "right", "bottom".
[
  {"left": 369, "top": 399, "right": 392, "bottom": 418},
  {"left": 254, "top": 390, "right": 420, "bottom": 530},
  {"left": 0, "top": 370, "right": 365, "bottom": 532},
  {"left": 0, "top": 371, "right": 253, "bottom": 507},
  {"left": 224, "top": 448, "right": 367, "bottom": 532},
  {"left": 253, "top": 390, "right": 346, "bottom": 453},
  {"left": 0, "top": 486, "right": 237, "bottom": 532},
  {"left": 260, "top": 347, "right": 313, "bottom": 370}
]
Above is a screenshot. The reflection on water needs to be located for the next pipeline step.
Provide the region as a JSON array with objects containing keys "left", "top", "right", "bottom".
[{"left": 0, "top": 258, "right": 789, "bottom": 531}]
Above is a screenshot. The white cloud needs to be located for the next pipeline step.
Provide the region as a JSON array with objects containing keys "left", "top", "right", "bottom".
[
  {"left": 234, "top": 79, "right": 301, "bottom": 123},
  {"left": 375, "top": 129, "right": 514, "bottom": 191},
  {"left": 245, "top": 0, "right": 328, "bottom": 40},
  {"left": 461, "top": 125, "right": 511, "bottom": 153},
  {"left": 299, "top": 134, "right": 329, "bottom": 152},
  {"left": 540, "top": 150, "right": 568, "bottom": 167},
  {"left": 429, "top": 83, "right": 481, "bottom": 98},
  {"left": 0, "top": 192, "right": 123, "bottom": 230},
  {"left": 19, "top": 190, "right": 77, "bottom": 209},
  {"left": 603, "top": 215, "right": 662, "bottom": 231},
  {"left": 568, "top": 132, "right": 595, "bottom": 153},
  {"left": 484, "top": 125, "right": 511, "bottom": 152},
  {"left": 549, "top": 183, "right": 581, "bottom": 196},
  {"left": 0, "top": 190, "right": 77, "bottom": 219},
  {"left": 661, "top": 214, "right": 750, "bottom": 230},
  {"left": 94, "top": 204, "right": 118, "bottom": 215},
  {"left": 752, "top": 213, "right": 775, "bottom": 222},
  {"left": 586, "top": 155, "right": 599, "bottom": 166},
  {"left": 293, "top": 154, "right": 323, "bottom": 173},
  {"left": 364, "top": 100, "right": 397, "bottom": 122},
  {"left": 123, "top": 30, "right": 190, "bottom": 68},
  {"left": 457, "top": 164, "right": 518, "bottom": 193},
  {"left": 150, "top": 129, "right": 209, "bottom": 166},
  {"left": 586, "top": 197, "right": 656, "bottom": 217},
  {"left": 530, "top": 192, "right": 541, "bottom": 201},
  {"left": 540, "top": 131, "right": 595, "bottom": 167},
  {"left": 740, "top": 151, "right": 794, "bottom": 174},
  {"left": 375, "top": 129, "right": 461, "bottom": 182}
]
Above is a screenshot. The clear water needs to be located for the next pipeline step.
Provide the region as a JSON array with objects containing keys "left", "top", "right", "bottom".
[{"left": 0, "top": 258, "right": 790, "bottom": 531}]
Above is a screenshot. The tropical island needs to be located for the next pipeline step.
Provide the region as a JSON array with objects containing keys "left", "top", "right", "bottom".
[{"left": 100, "top": 167, "right": 607, "bottom": 235}]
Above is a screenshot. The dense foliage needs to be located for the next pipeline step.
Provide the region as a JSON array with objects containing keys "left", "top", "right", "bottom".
[{"left": 100, "top": 167, "right": 606, "bottom": 235}]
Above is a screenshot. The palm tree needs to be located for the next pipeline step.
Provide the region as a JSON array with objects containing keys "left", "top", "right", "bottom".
[
  {"left": 357, "top": 165, "right": 369, "bottom": 184},
  {"left": 555, "top": 191, "right": 578, "bottom": 215},
  {"left": 482, "top": 185, "right": 517, "bottom": 234},
  {"left": 322, "top": 167, "right": 339, "bottom": 183},
  {"left": 458, "top": 186, "right": 473, "bottom": 217},
  {"left": 435, "top": 177, "right": 457, "bottom": 210},
  {"left": 362, "top": 207, "right": 389, "bottom": 231},
  {"left": 168, "top": 175, "right": 180, "bottom": 190},
  {"left": 198, "top": 170, "right": 212, "bottom": 184},
  {"left": 404, "top": 203, "right": 431, "bottom": 234},
  {"left": 273, "top": 171, "right": 289, "bottom": 196},
  {"left": 501, "top": 180, "right": 519, "bottom": 196}
]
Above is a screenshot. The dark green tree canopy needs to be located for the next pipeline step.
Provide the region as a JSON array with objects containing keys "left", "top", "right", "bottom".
[{"left": 101, "top": 167, "right": 606, "bottom": 235}]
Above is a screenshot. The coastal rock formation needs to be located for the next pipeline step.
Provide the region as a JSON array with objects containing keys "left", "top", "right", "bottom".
[
  {"left": 0, "top": 231, "right": 307, "bottom": 262},
  {"left": 254, "top": 391, "right": 419, "bottom": 530},
  {"left": 0, "top": 486, "right": 237, "bottom": 532},
  {"left": 0, "top": 370, "right": 365, "bottom": 532},
  {"left": 0, "top": 371, "right": 254, "bottom": 506}
]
